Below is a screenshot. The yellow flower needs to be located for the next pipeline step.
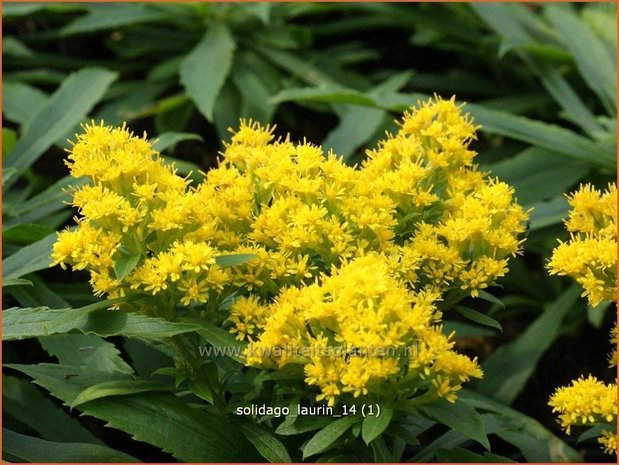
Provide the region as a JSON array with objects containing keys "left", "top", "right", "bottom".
[
  {"left": 549, "top": 375, "right": 617, "bottom": 434},
  {"left": 548, "top": 183, "right": 617, "bottom": 307}
]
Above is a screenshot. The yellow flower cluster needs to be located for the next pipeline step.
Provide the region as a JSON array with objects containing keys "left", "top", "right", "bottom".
[
  {"left": 241, "top": 254, "right": 482, "bottom": 406},
  {"left": 548, "top": 183, "right": 617, "bottom": 307},
  {"left": 547, "top": 183, "right": 617, "bottom": 455},
  {"left": 52, "top": 97, "right": 528, "bottom": 406},
  {"left": 549, "top": 376, "right": 617, "bottom": 453}
]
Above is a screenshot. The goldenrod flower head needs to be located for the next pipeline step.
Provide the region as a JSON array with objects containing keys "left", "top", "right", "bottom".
[
  {"left": 548, "top": 183, "right": 617, "bottom": 307},
  {"left": 240, "top": 254, "right": 482, "bottom": 406},
  {"left": 599, "top": 430, "right": 617, "bottom": 455},
  {"left": 549, "top": 375, "right": 617, "bottom": 435}
]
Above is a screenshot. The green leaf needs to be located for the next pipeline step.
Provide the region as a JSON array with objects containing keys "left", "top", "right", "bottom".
[
  {"left": 577, "top": 422, "right": 615, "bottom": 444},
  {"left": 2, "top": 278, "right": 33, "bottom": 288},
  {"left": 7, "top": 275, "right": 70, "bottom": 308},
  {"left": 486, "top": 147, "right": 590, "bottom": 206},
  {"left": 71, "top": 379, "right": 174, "bottom": 408},
  {"left": 252, "top": 46, "right": 334, "bottom": 87},
  {"left": 3, "top": 223, "right": 55, "bottom": 245},
  {"left": 3, "top": 68, "right": 118, "bottom": 188},
  {"left": 362, "top": 403, "right": 393, "bottom": 444},
  {"left": 4, "top": 175, "right": 88, "bottom": 227},
  {"left": 419, "top": 399, "right": 489, "bottom": 450},
  {"left": 182, "top": 316, "right": 246, "bottom": 363},
  {"left": 39, "top": 334, "right": 133, "bottom": 373},
  {"left": 2, "top": 81, "right": 48, "bottom": 126},
  {"left": 215, "top": 253, "right": 258, "bottom": 267},
  {"left": 180, "top": 22, "right": 236, "bottom": 122},
  {"left": 3, "top": 36, "right": 34, "bottom": 57},
  {"left": 275, "top": 414, "right": 334, "bottom": 436},
  {"left": 3, "top": 376, "right": 102, "bottom": 444},
  {"left": 61, "top": 3, "right": 166, "bottom": 35},
  {"left": 476, "top": 285, "right": 582, "bottom": 404},
  {"left": 545, "top": 5, "right": 616, "bottom": 114},
  {"left": 270, "top": 86, "right": 376, "bottom": 107},
  {"left": 2, "top": 232, "right": 56, "bottom": 281},
  {"left": 2, "top": 3, "right": 48, "bottom": 16},
  {"left": 531, "top": 64, "right": 603, "bottom": 137},
  {"left": 3, "top": 428, "right": 139, "bottom": 463},
  {"left": 302, "top": 415, "right": 360, "bottom": 458},
  {"left": 114, "top": 253, "right": 142, "bottom": 280},
  {"left": 529, "top": 195, "right": 570, "bottom": 230},
  {"left": 466, "top": 103, "right": 615, "bottom": 169},
  {"left": 151, "top": 132, "right": 203, "bottom": 152},
  {"left": 239, "top": 423, "right": 292, "bottom": 463},
  {"left": 2, "top": 301, "right": 200, "bottom": 341},
  {"left": 454, "top": 306, "right": 502, "bottom": 332},
  {"left": 436, "top": 447, "right": 515, "bottom": 463},
  {"left": 231, "top": 52, "right": 278, "bottom": 123},
  {"left": 476, "top": 290, "right": 506, "bottom": 310},
  {"left": 2, "top": 128, "right": 17, "bottom": 157},
  {"left": 5, "top": 364, "right": 256, "bottom": 462}
]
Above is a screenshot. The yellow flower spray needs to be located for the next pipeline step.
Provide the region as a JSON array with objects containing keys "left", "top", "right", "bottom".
[
  {"left": 52, "top": 96, "right": 528, "bottom": 408},
  {"left": 548, "top": 183, "right": 617, "bottom": 455}
]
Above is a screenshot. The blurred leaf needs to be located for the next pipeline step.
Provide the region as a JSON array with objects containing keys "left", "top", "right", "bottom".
[
  {"left": 487, "top": 147, "right": 589, "bottom": 206},
  {"left": 2, "top": 232, "right": 56, "bottom": 281},
  {"left": 443, "top": 321, "right": 496, "bottom": 338},
  {"left": 532, "top": 64, "right": 603, "bottom": 137},
  {"left": 61, "top": 3, "right": 166, "bottom": 35},
  {"left": 3, "top": 68, "right": 118, "bottom": 188},
  {"left": 436, "top": 447, "right": 515, "bottom": 462},
  {"left": 252, "top": 45, "right": 334, "bottom": 86},
  {"left": 180, "top": 22, "right": 236, "bottom": 122},
  {"left": 2, "top": 128, "right": 17, "bottom": 156},
  {"left": 239, "top": 423, "right": 291, "bottom": 463},
  {"left": 2, "top": 3, "right": 49, "bottom": 16},
  {"left": 271, "top": 86, "right": 375, "bottom": 107},
  {"left": 3, "top": 376, "right": 102, "bottom": 444},
  {"left": 232, "top": 53, "right": 277, "bottom": 123},
  {"left": 324, "top": 71, "right": 412, "bottom": 160},
  {"left": 2, "top": 428, "right": 138, "bottom": 463},
  {"left": 40, "top": 334, "right": 133, "bottom": 374},
  {"left": 529, "top": 196, "right": 570, "bottom": 231},
  {"left": 151, "top": 132, "right": 203, "bottom": 152},
  {"left": 239, "top": 3, "right": 271, "bottom": 25},
  {"left": 454, "top": 305, "right": 502, "bottom": 332},
  {"left": 2, "top": 278, "right": 33, "bottom": 288},
  {"left": 2, "top": 81, "right": 48, "bottom": 126},
  {"left": 476, "top": 285, "right": 581, "bottom": 404},
  {"left": 3, "top": 36, "right": 34, "bottom": 57},
  {"left": 546, "top": 5, "right": 616, "bottom": 114},
  {"left": 8, "top": 275, "right": 70, "bottom": 308},
  {"left": 3, "top": 223, "right": 55, "bottom": 245},
  {"left": 4, "top": 176, "right": 88, "bottom": 227}
]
